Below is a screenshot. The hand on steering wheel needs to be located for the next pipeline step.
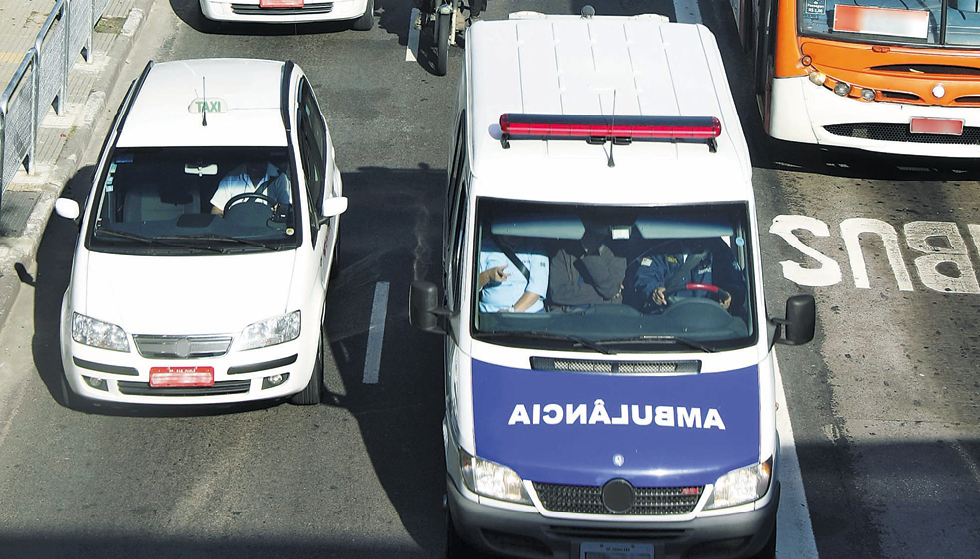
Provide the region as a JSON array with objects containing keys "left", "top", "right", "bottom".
[
  {"left": 664, "top": 283, "right": 732, "bottom": 309},
  {"left": 223, "top": 192, "right": 276, "bottom": 214}
]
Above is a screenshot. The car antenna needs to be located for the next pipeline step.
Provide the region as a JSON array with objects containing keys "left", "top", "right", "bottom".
[
  {"left": 607, "top": 90, "right": 616, "bottom": 168},
  {"left": 201, "top": 77, "right": 208, "bottom": 127}
]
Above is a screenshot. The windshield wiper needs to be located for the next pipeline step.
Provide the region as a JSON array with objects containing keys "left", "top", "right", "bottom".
[
  {"left": 95, "top": 229, "right": 222, "bottom": 252},
  {"left": 479, "top": 330, "right": 615, "bottom": 355},
  {"left": 593, "top": 335, "right": 716, "bottom": 353},
  {"left": 159, "top": 233, "right": 282, "bottom": 251}
]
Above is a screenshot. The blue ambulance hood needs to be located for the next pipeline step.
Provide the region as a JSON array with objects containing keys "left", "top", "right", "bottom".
[{"left": 471, "top": 359, "right": 760, "bottom": 488}]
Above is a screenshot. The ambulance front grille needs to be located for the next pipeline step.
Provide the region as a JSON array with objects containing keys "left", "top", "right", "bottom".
[
  {"left": 824, "top": 123, "right": 980, "bottom": 145},
  {"left": 533, "top": 483, "right": 702, "bottom": 515},
  {"left": 530, "top": 357, "right": 699, "bottom": 374}
]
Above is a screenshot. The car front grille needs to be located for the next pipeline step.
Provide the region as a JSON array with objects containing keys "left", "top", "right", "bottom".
[
  {"left": 117, "top": 380, "right": 252, "bottom": 396},
  {"left": 533, "top": 482, "right": 702, "bottom": 515},
  {"left": 133, "top": 335, "right": 233, "bottom": 358},
  {"left": 824, "top": 123, "right": 980, "bottom": 145},
  {"left": 231, "top": 3, "right": 333, "bottom": 15},
  {"left": 530, "top": 357, "right": 700, "bottom": 374}
]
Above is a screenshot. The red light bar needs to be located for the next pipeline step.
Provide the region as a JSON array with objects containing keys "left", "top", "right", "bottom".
[{"left": 499, "top": 114, "right": 722, "bottom": 151}]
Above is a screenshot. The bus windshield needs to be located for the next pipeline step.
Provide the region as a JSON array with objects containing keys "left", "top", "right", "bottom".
[
  {"left": 800, "top": 1, "right": 980, "bottom": 48},
  {"left": 471, "top": 199, "right": 758, "bottom": 353}
]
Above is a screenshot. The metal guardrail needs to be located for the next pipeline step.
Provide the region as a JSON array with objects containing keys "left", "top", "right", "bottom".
[{"left": 0, "top": 0, "right": 113, "bottom": 213}]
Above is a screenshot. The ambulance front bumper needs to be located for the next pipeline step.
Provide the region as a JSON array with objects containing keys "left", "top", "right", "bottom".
[{"left": 446, "top": 476, "right": 779, "bottom": 559}]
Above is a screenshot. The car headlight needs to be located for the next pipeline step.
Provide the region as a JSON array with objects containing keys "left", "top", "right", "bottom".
[
  {"left": 237, "top": 310, "right": 301, "bottom": 351},
  {"left": 703, "top": 456, "right": 773, "bottom": 510},
  {"left": 458, "top": 447, "right": 532, "bottom": 505},
  {"left": 71, "top": 312, "right": 130, "bottom": 352}
]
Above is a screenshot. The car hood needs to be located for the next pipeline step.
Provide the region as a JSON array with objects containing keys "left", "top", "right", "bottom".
[
  {"left": 81, "top": 250, "right": 298, "bottom": 335},
  {"left": 471, "top": 359, "right": 760, "bottom": 487}
]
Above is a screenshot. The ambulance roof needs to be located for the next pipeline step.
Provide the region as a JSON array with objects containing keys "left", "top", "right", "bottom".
[
  {"left": 464, "top": 14, "right": 753, "bottom": 206},
  {"left": 117, "top": 58, "right": 289, "bottom": 148}
]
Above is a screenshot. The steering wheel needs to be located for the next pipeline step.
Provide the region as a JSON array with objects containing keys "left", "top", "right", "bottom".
[
  {"left": 224, "top": 192, "right": 275, "bottom": 213},
  {"left": 665, "top": 282, "right": 731, "bottom": 306}
]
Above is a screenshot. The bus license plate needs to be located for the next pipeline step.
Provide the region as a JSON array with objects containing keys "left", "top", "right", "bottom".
[
  {"left": 149, "top": 366, "right": 214, "bottom": 387},
  {"left": 580, "top": 542, "right": 655, "bottom": 559},
  {"left": 910, "top": 117, "right": 963, "bottom": 136}
]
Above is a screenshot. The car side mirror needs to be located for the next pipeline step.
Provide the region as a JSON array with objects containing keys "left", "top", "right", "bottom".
[
  {"left": 409, "top": 280, "right": 449, "bottom": 335},
  {"left": 771, "top": 294, "right": 815, "bottom": 346},
  {"left": 54, "top": 198, "right": 80, "bottom": 225}
]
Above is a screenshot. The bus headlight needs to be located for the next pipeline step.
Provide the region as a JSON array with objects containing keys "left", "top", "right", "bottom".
[
  {"left": 72, "top": 312, "right": 130, "bottom": 352},
  {"left": 808, "top": 71, "right": 827, "bottom": 86},
  {"left": 703, "top": 456, "right": 773, "bottom": 510},
  {"left": 238, "top": 310, "right": 301, "bottom": 350},
  {"left": 458, "top": 447, "right": 532, "bottom": 505},
  {"left": 860, "top": 88, "right": 876, "bottom": 102},
  {"left": 834, "top": 81, "right": 852, "bottom": 97}
]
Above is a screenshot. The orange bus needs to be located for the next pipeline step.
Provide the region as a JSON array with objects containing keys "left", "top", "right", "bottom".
[{"left": 731, "top": 0, "right": 980, "bottom": 156}]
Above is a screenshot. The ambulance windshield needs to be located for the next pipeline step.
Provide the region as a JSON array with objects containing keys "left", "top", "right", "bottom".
[{"left": 473, "top": 199, "right": 757, "bottom": 351}]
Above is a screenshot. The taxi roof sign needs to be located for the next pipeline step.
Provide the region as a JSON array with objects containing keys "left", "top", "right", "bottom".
[{"left": 189, "top": 98, "right": 228, "bottom": 114}]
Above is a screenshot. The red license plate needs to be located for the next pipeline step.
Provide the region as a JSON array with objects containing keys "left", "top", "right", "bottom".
[
  {"left": 910, "top": 117, "right": 964, "bottom": 136},
  {"left": 260, "top": 0, "right": 304, "bottom": 7},
  {"left": 149, "top": 367, "right": 215, "bottom": 387}
]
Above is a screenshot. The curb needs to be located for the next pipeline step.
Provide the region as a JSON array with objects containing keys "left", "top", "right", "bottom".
[{"left": 0, "top": 1, "right": 153, "bottom": 336}]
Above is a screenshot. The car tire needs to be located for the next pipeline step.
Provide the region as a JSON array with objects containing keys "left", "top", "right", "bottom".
[
  {"left": 351, "top": 0, "right": 374, "bottom": 31},
  {"left": 751, "top": 521, "right": 777, "bottom": 559},
  {"left": 289, "top": 327, "right": 325, "bottom": 405},
  {"left": 59, "top": 373, "right": 77, "bottom": 410},
  {"left": 435, "top": 8, "right": 451, "bottom": 76},
  {"left": 445, "top": 510, "right": 478, "bottom": 558}
]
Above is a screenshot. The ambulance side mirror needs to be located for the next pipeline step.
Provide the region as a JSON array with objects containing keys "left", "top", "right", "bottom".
[
  {"left": 409, "top": 280, "right": 449, "bottom": 335},
  {"left": 771, "top": 294, "right": 815, "bottom": 347}
]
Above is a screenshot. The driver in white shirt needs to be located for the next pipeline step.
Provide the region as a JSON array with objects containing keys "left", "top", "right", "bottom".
[{"left": 210, "top": 161, "right": 291, "bottom": 215}]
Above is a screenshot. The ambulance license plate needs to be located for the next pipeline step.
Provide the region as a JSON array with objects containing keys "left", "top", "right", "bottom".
[
  {"left": 909, "top": 117, "right": 963, "bottom": 136},
  {"left": 260, "top": 0, "right": 304, "bottom": 7},
  {"left": 149, "top": 366, "right": 214, "bottom": 387},
  {"left": 580, "top": 542, "right": 655, "bottom": 559}
]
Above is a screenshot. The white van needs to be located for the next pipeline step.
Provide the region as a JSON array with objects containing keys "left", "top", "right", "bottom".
[
  {"left": 55, "top": 59, "right": 346, "bottom": 407},
  {"left": 409, "top": 9, "right": 816, "bottom": 559}
]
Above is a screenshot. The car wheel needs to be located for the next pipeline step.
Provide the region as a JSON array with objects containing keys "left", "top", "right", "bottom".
[
  {"left": 445, "top": 510, "right": 477, "bottom": 558},
  {"left": 289, "top": 327, "right": 324, "bottom": 405},
  {"left": 435, "top": 7, "right": 451, "bottom": 76},
  {"left": 351, "top": 0, "right": 374, "bottom": 31},
  {"left": 751, "top": 521, "right": 776, "bottom": 559}
]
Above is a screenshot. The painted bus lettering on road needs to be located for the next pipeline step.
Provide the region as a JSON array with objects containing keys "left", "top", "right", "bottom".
[{"left": 771, "top": 216, "right": 980, "bottom": 294}]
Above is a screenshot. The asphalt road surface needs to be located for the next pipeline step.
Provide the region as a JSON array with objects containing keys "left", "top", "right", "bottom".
[{"left": 0, "top": 1, "right": 978, "bottom": 558}]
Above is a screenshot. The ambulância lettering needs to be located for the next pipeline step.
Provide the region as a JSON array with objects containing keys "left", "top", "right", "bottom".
[{"left": 507, "top": 399, "right": 727, "bottom": 430}]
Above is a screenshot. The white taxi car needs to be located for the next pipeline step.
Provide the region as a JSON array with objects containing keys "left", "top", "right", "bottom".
[
  {"left": 54, "top": 58, "right": 347, "bottom": 407},
  {"left": 199, "top": 0, "right": 374, "bottom": 30}
]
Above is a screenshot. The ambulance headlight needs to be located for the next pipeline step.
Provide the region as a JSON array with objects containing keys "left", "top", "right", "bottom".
[
  {"left": 72, "top": 312, "right": 130, "bottom": 352},
  {"left": 458, "top": 447, "right": 532, "bottom": 505},
  {"left": 703, "top": 456, "right": 773, "bottom": 510},
  {"left": 238, "top": 310, "right": 301, "bottom": 350}
]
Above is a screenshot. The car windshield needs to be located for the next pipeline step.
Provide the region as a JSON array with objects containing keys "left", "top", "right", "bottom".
[
  {"left": 86, "top": 146, "right": 300, "bottom": 254},
  {"left": 800, "top": 1, "right": 980, "bottom": 48},
  {"left": 472, "top": 199, "right": 757, "bottom": 352}
]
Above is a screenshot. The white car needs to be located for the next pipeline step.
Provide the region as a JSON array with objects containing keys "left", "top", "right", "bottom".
[
  {"left": 55, "top": 58, "right": 347, "bottom": 407},
  {"left": 199, "top": 0, "right": 374, "bottom": 30}
]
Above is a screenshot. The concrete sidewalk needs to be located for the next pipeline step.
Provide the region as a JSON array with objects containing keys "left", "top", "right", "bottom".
[{"left": 0, "top": 0, "right": 152, "bottom": 334}]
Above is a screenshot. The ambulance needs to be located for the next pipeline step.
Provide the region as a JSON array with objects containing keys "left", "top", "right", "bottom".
[{"left": 409, "top": 8, "right": 816, "bottom": 559}]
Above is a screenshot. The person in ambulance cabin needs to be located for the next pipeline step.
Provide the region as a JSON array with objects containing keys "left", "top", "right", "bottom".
[
  {"left": 548, "top": 225, "right": 627, "bottom": 312},
  {"left": 478, "top": 234, "right": 548, "bottom": 313},
  {"left": 630, "top": 238, "right": 744, "bottom": 314},
  {"left": 210, "top": 160, "right": 291, "bottom": 216}
]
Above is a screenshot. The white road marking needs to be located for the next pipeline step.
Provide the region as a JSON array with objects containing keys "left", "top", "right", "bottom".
[
  {"left": 673, "top": 0, "right": 702, "bottom": 24},
  {"left": 362, "top": 281, "right": 390, "bottom": 384},
  {"left": 407, "top": 8, "right": 421, "bottom": 62},
  {"left": 774, "top": 354, "right": 820, "bottom": 559}
]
